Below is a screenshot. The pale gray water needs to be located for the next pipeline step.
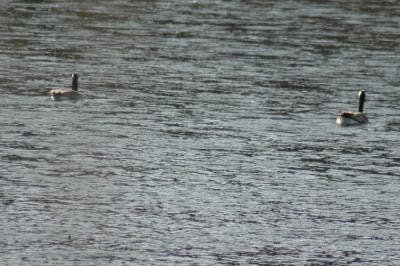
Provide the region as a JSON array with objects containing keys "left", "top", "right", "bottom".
[{"left": 1, "top": 0, "right": 400, "bottom": 265}]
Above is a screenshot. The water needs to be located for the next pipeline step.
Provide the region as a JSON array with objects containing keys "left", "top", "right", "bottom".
[{"left": 1, "top": 0, "right": 400, "bottom": 265}]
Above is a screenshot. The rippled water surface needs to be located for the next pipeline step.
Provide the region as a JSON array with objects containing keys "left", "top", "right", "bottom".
[{"left": 1, "top": 0, "right": 400, "bottom": 265}]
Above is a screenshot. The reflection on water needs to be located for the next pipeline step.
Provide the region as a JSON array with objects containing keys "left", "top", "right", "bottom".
[{"left": 1, "top": 0, "right": 400, "bottom": 265}]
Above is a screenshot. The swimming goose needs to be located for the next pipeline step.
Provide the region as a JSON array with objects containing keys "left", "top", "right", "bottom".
[
  {"left": 336, "top": 90, "right": 368, "bottom": 126},
  {"left": 49, "top": 73, "right": 82, "bottom": 101}
]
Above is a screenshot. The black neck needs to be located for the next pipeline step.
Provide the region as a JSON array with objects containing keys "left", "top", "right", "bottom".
[
  {"left": 72, "top": 74, "right": 79, "bottom": 91},
  {"left": 358, "top": 91, "right": 365, "bottom": 112}
]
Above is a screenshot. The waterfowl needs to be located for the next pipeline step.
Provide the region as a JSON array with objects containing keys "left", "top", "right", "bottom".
[
  {"left": 49, "top": 73, "right": 82, "bottom": 101},
  {"left": 336, "top": 90, "right": 368, "bottom": 126}
]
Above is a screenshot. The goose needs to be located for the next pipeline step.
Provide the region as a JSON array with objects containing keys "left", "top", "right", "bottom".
[
  {"left": 49, "top": 73, "right": 82, "bottom": 101},
  {"left": 336, "top": 90, "right": 368, "bottom": 126}
]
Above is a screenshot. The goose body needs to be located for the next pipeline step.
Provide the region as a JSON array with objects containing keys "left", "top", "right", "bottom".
[
  {"left": 336, "top": 90, "right": 368, "bottom": 126},
  {"left": 49, "top": 73, "right": 82, "bottom": 101}
]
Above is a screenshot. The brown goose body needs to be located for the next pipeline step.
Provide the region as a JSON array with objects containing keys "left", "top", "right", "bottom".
[{"left": 336, "top": 111, "right": 368, "bottom": 126}]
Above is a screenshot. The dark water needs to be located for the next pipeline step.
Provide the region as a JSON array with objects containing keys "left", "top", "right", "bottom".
[{"left": 1, "top": 0, "right": 400, "bottom": 265}]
